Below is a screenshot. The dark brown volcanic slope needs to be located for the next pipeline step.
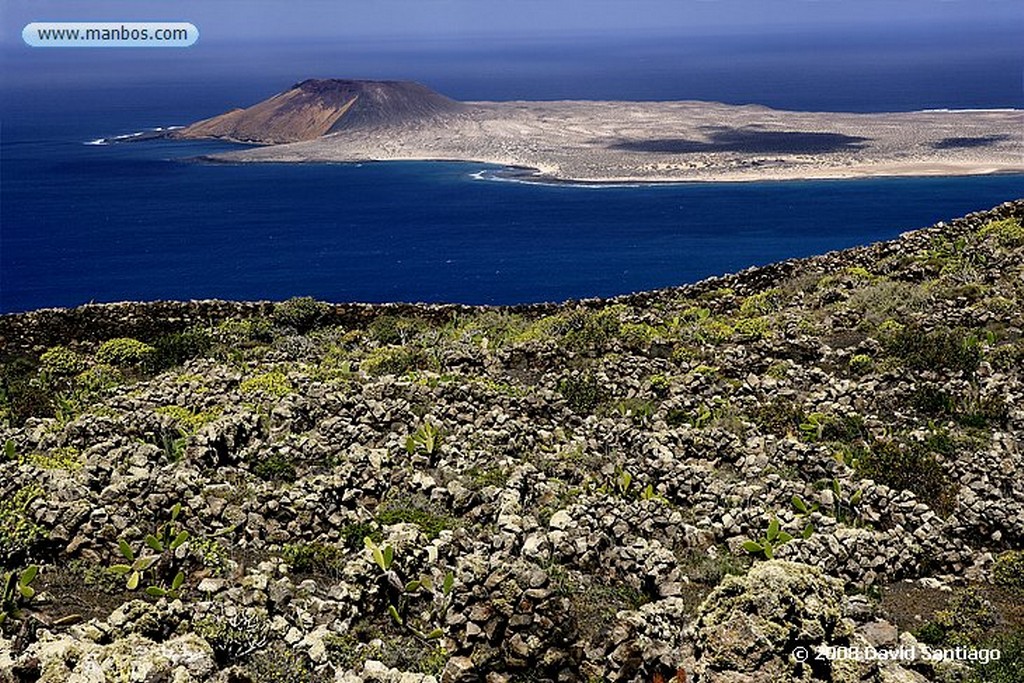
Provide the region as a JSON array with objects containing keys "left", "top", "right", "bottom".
[{"left": 173, "top": 79, "right": 466, "bottom": 144}]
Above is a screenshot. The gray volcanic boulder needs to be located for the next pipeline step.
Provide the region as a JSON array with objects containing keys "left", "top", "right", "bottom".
[{"left": 693, "top": 560, "right": 852, "bottom": 682}]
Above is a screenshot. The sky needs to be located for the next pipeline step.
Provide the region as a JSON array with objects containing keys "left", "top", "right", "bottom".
[
  {"left": 3, "top": 0, "right": 1023, "bottom": 43},
  {"left": 1, "top": 0, "right": 1022, "bottom": 111}
]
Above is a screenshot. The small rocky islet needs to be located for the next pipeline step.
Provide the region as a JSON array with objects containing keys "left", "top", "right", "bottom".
[{"left": 1, "top": 200, "right": 1023, "bottom": 682}]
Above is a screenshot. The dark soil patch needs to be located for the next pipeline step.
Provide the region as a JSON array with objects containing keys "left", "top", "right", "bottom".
[
  {"left": 34, "top": 564, "right": 133, "bottom": 626},
  {"left": 880, "top": 581, "right": 1024, "bottom": 638}
]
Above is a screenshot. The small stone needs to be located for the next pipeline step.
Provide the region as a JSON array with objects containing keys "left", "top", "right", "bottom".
[
  {"left": 859, "top": 620, "right": 898, "bottom": 647},
  {"left": 442, "top": 655, "right": 476, "bottom": 683},
  {"left": 548, "top": 510, "right": 573, "bottom": 530}
]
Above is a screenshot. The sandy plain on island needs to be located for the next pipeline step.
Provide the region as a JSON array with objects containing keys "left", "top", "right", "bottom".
[
  {"left": 185, "top": 85, "right": 1024, "bottom": 183},
  {"left": 209, "top": 101, "right": 1024, "bottom": 183}
]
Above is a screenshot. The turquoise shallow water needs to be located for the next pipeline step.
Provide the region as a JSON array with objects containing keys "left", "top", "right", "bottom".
[{"left": 2, "top": 117, "right": 1022, "bottom": 312}]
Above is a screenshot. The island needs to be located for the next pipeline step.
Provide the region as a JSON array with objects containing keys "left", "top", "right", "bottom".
[{"left": 172, "top": 78, "right": 1024, "bottom": 183}]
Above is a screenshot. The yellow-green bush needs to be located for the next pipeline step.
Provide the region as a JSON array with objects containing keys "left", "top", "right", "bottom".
[
  {"left": 20, "top": 446, "right": 81, "bottom": 471},
  {"left": 39, "top": 346, "right": 88, "bottom": 377},
  {"left": 239, "top": 371, "right": 292, "bottom": 398},
  {"left": 95, "top": 337, "right": 156, "bottom": 367},
  {"left": 979, "top": 217, "right": 1024, "bottom": 248},
  {"left": 0, "top": 484, "right": 46, "bottom": 567},
  {"left": 155, "top": 405, "right": 223, "bottom": 434}
]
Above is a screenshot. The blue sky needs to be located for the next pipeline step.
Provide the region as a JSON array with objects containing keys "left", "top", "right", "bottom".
[
  {"left": 3, "top": 0, "right": 1023, "bottom": 43},
  {"left": 2, "top": 0, "right": 1021, "bottom": 110}
]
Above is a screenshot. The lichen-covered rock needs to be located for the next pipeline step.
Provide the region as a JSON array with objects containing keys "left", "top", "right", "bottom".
[
  {"left": 16, "top": 632, "right": 215, "bottom": 683},
  {"left": 693, "top": 560, "right": 852, "bottom": 682}
]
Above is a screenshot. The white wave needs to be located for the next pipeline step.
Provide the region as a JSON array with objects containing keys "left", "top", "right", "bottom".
[
  {"left": 112, "top": 131, "right": 146, "bottom": 140},
  {"left": 471, "top": 170, "right": 653, "bottom": 189},
  {"left": 84, "top": 138, "right": 108, "bottom": 146},
  {"left": 918, "top": 107, "right": 1021, "bottom": 113}
]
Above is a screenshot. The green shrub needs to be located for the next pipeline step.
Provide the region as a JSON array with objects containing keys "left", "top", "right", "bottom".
[
  {"left": 153, "top": 328, "right": 213, "bottom": 368},
  {"left": 464, "top": 467, "right": 510, "bottom": 491},
  {"left": 847, "top": 281, "right": 928, "bottom": 326},
  {"left": 988, "top": 342, "right": 1024, "bottom": 372},
  {"left": 734, "top": 316, "right": 772, "bottom": 339},
  {"left": 282, "top": 542, "right": 346, "bottom": 576},
  {"left": 848, "top": 354, "right": 874, "bottom": 375},
  {"left": 20, "top": 446, "right": 82, "bottom": 471},
  {"left": 915, "top": 588, "right": 996, "bottom": 647},
  {"left": 979, "top": 217, "right": 1024, "bottom": 248},
  {"left": 556, "top": 308, "right": 622, "bottom": 352},
  {"left": 194, "top": 608, "right": 270, "bottom": 665},
  {"left": 376, "top": 503, "right": 452, "bottom": 540},
  {"left": 648, "top": 374, "right": 670, "bottom": 397},
  {"left": 405, "top": 420, "right": 443, "bottom": 457},
  {"left": 189, "top": 536, "right": 230, "bottom": 576},
  {"left": 95, "top": 338, "right": 157, "bottom": 368},
  {"left": 750, "top": 398, "right": 805, "bottom": 436},
  {"left": 155, "top": 405, "right": 222, "bottom": 435},
  {"left": 0, "top": 357, "right": 54, "bottom": 425},
  {"left": 697, "top": 318, "right": 735, "bottom": 344},
  {"left": 618, "top": 322, "right": 660, "bottom": 349},
  {"left": 0, "top": 485, "right": 47, "bottom": 569},
  {"left": 245, "top": 642, "right": 313, "bottom": 683},
  {"left": 845, "top": 266, "right": 876, "bottom": 280},
  {"left": 739, "top": 288, "right": 784, "bottom": 317},
  {"left": 969, "top": 632, "right": 1024, "bottom": 683},
  {"left": 799, "top": 412, "right": 865, "bottom": 444},
  {"left": 611, "top": 397, "right": 656, "bottom": 426},
  {"left": 272, "top": 297, "right": 329, "bottom": 332},
  {"left": 886, "top": 325, "right": 981, "bottom": 376},
  {"left": 39, "top": 346, "right": 88, "bottom": 377},
  {"left": 416, "top": 646, "right": 449, "bottom": 675},
  {"left": 911, "top": 385, "right": 1009, "bottom": 427},
  {"left": 957, "top": 392, "right": 1010, "bottom": 429},
  {"left": 322, "top": 631, "right": 382, "bottom": 671},
  {"left": 992, "top": 551, "right": 1024, "bottom": 593},
  {"left": 74, "top": 363, "right": 124, "bottom": 393},
  {"left": 558, "top": 371, "right": 603, "bottom": 414},
  {"left": 215, "top": 318, "right": 274, "bottom": 345},
  {"left": 240, "top": 371, "right": 292, "bottom": 398},
  {"left": 252, "top": 453, "right": 297, "bottom": 482},
  {"left": 855, "top": 438, "right": 958, "bottom": 516},
  {"left": 368, "top": 316, "right": 424, "bottom": 345},
  {"left": 911, "top": 385, "right": 956, "bottom": 416},
  {"left": 339, "top": 522, "right": 380, "bottom": 550},
  {"left": 677, "top": 547, "right": 749, "bottom": 587}
]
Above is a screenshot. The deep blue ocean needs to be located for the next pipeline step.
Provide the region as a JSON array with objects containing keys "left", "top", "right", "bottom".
[{"left": 2, "top": 30, "right": 1022, "bottom": 312}]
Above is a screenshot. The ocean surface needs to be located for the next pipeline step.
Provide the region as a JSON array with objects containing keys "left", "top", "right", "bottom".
[
  {"left": 3, "top": 125, "right": 1022, "bottom": 313},
  {"left": 2, "top": 29, "right": 1022, "bottom": 313}
]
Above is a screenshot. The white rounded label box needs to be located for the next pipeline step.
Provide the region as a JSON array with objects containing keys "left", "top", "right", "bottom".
[{"left": 23, "top": 22, "right": 199, "bottom": 47}]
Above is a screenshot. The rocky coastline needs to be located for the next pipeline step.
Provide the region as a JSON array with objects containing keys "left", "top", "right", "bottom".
[{"left": 1, "top": 200, "right": 1023, "bottom": 682}]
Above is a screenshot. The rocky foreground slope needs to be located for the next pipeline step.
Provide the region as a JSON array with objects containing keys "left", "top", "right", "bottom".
[{"left": 1, "top": 201, "right": 1024, "bottom": 682}]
